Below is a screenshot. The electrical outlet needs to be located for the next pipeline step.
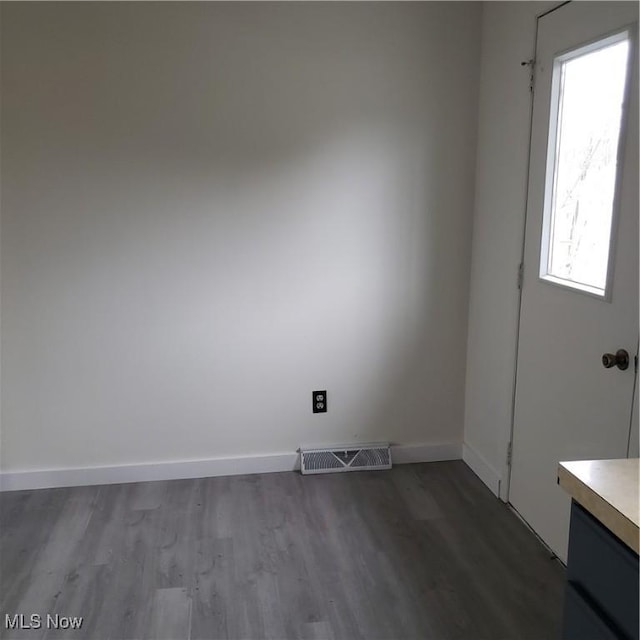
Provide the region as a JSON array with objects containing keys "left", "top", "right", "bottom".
[{"left": 312, "top": 390, "right": 327, "bottom": 413}]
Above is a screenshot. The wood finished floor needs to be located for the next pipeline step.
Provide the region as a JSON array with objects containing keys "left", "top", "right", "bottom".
[{"left": 0, "top": 462, "right": 565, "bottom": 640}]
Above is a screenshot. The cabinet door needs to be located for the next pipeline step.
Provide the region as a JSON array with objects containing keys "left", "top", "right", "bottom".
[
  {"left": 563, "top": 583, "right": 620, "bottom": 640},
  {"left": 565, "top": 501, "right": 639, "bottom": 640}
]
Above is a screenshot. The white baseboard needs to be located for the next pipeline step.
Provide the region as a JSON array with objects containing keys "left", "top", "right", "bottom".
[
  {"left": 0, "top": 441, "right": 462, "bottom": 492},
  {"left": 462, "top": 442, "right": 502, "bottom": 497},
  {"left": 0, "top": 452, "right": 300, "bottom": 492},
  {"left": 392, "top": 442, "right": 461, "bottom": 464}
]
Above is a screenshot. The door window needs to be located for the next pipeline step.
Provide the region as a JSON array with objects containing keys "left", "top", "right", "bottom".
[{"left": 539, "top": 32, "right": 631, "bottom": 298}]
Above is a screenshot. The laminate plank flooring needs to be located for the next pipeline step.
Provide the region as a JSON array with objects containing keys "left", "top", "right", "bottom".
[{"left": 0, "top": 462, "right": 565, "bottom": 639}]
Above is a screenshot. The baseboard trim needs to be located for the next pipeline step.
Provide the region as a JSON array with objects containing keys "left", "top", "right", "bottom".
[
  {"left": 0, "top": 453, "right": 299, "bottom": 492},
  {"left": 392, "top": 442, "right": 462, "bottom": 464},
  {"left": 0, "top": 442, "right": 463, "bottom": 492},
  {"left": 462, "top": 442, "right": 502, "bottom": 497}
]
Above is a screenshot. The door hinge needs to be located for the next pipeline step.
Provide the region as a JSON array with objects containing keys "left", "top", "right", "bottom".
[
  {"left": 517, "top": 262, "right": 524, "bottom": 290},
  {"left": 521, "top": 58, "right": 536, "bottom": 93},
  {"left": 530, "top": 66, "right": 536, "bottom": 93},
  {"left": 506, "top": 442, "right": 513, "bottom": 467}
]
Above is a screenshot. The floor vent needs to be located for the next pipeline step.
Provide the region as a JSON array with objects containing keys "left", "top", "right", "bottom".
[{"left": 300, "top": 443, "right": 392, "bottom": 475}]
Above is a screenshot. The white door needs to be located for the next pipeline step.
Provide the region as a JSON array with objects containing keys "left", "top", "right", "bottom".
[{"left": 510, "top": 1, "right": 639, "bottom": 562}]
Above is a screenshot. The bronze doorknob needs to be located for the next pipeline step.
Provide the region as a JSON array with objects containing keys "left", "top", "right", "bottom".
[{"left": 602, "top": 349, "right": 629, "bottom": 370}]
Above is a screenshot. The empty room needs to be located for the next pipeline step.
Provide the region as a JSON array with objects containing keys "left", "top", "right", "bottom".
[{"left": 1, "top": 1, "right": 638, "bottom": 639}]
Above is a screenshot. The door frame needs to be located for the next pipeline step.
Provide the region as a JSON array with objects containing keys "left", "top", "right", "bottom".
[{"left": 501, "top": 0, "right": 568, "bottom": 504}]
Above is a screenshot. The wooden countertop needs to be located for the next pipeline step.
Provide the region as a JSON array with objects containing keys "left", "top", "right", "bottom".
[{"left": 558, "top": 458, "right": 639, "bottom": 554}]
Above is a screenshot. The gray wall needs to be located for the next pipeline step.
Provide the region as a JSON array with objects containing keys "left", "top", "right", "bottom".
[{"left": 1, "top": 2, "right": 481, "bottom": 472}]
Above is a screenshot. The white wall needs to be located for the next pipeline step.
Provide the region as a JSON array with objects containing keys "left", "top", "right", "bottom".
[
  {"left": 1, "top": 2, "right": 481, "bottom": 475},
  {"left": 463, "top": 1, "right": 558, "bottom": 499}
]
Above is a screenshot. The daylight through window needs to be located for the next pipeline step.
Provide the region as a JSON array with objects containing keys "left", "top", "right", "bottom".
[{"left": 540, "top": 33, "right": 630, "bottom": 297}]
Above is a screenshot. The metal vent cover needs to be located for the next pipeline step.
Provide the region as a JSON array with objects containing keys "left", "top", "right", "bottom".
[{"left": 300, "top": 443, "right": 392, "bottom": 475}]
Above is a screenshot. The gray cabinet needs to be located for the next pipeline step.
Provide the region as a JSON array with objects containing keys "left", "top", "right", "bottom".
[{"left": 563, "top": 500, "right": 639, "bottom": 640}]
